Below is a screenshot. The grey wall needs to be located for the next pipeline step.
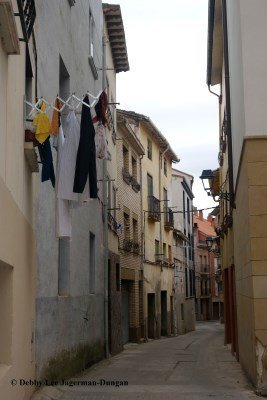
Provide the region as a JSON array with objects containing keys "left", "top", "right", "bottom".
[{"left": 34, "top": 0, "right": 105, "bottom": 378}]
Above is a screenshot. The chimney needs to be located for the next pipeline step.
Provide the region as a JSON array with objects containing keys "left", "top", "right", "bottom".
[
  {"left": 193, "top": 206, "right": 198, "bottom": 216},
  {"left": 199, "top": 210, "right": 203, "bottom": 221},
  {"left": 211, "top": 217, "right": 216, "bottom": 228}
]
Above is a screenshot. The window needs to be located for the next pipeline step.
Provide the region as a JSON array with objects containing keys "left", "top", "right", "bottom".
[
  {"left": 123, "top": 145, "right": 129, "bottom": 172},
  {"left": 155, "top": 240, "right": 160, "bottom": 260},
  {"left": 68, "top": 0, "right": 76, "bottom": 5},
  {"left": 163, "top": 158, "right": 167, "bottom": 176},
  {"left": 183, "top": 191, "right": 185, "bottom": 220},
  {"left": 147, "top": 139, "right": 152, "bottom": 160},
  {"left": 59, "top": 56, "right": 70, "bottom": 126},
  {"left": 132, "top": 217, "right": 138, "bottom": 242},
  {"left": 163, "top": 243, "right": 167, "bottom": 260},
  {"left": 89, "top": 9, "right": 98, "bottom": 79},
  {"left": 132, "top": 156, "right": 137, "bottom": 180},
  {"left": 168, "top": 244, "right": 172, "bottom": 262},
  {"left": 147, "top": 173, "right": 153, "bottom": 210},
  {"left": 89, "top": 232, "right": 95, "bottom": 294},
  {"left": 116, "top": 263, "right": 120, "bottom": 291},
  {"left": 89, "top": 10, "right": 94, "bottom": 58},
  {"left": 187, "top": 197, "right": 190, "bottom": 224},
  {"left": 124, "top": 212, "right": 130, "bottom": 240},
  {"left": 200, "top": 255, "right": 203, "bottom": 266},
  {"left": 112, "top": 186, "right": 117, "bottom": 219}
]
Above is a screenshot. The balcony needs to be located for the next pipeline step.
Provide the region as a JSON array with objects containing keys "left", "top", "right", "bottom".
[
  {"left": 131, "top": 178, "right": 141, "bottom": 192},
  {"left": 107, "top": 212, "right": 120, "bottom": 235},
  {"left": 148, "top": 195, "right": 161, "bottom": 222},
  {"left": 17, "top": 0, "right": 36, "bottom": 42},
  {"left": 122, "top": 167, "right": 133, "bottom": 185},
  {"left": 132, "top": 241, "right": 140, "bottom": 254},
  {"left": 164, "top": 207, "right": 174, "bottom": 230},
  {"left": 123, "top": 239, "right": 133, "bottom": 252}
]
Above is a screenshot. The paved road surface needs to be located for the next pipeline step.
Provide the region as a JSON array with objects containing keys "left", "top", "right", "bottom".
[{"left": 32, "top": 321, "right": 261, "bottom": 400}]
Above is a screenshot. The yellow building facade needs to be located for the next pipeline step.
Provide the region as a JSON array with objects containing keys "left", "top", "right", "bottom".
[
  {"left": 0, "top": 1, "right": 37, "bottom": 399},
  {"left": 117, "top": 111, "right": 179, "bottom": 338}
]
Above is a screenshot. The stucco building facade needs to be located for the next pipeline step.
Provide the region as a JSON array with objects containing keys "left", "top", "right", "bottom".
[
  {"left": 116, "top": 111, "right": 179, "bottom": 339},
  {"left": 0, "top": 1, "right": 37, "bottom": 399},
  {"left": 33, "top": 0, "right": 116, "bottom": 380},
  {"left": 171, "top": 168, "right": 195, "bottom": 334},
  {"left": 116, "top": 110, "right": 145, "bottom": 344},
  {"left": 206, "top": 0, "right": 267, "bottom": 393}
]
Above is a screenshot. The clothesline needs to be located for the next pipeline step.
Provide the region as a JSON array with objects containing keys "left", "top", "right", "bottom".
[{"left": 24, "top": 90, "right": 104, "bottom": 120}]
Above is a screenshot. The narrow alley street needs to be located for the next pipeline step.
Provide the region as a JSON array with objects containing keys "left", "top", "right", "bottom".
[{"left": 33, "top": 322, "right": 259, "bottom": 400}]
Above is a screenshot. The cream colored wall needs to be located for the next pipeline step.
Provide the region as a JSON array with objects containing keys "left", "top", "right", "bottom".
[
  {"left": 226, "top": 0, "right": 267, "bottom": 185},
  {"left": 0, "top": 9, "right": 36, "bottom": 399},
  {"left": 105, "top": 21, "right": 118, "bottom": 255}
]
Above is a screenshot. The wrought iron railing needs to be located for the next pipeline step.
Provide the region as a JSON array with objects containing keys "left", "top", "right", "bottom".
[
  {"left": 164, "top": 207, "right": 174, "bottom": 229},
  {"left": 147, "top": 195, "right": 161, "bottom": 221},
  {"left": 17, "top": 0, "right": 36, "bottom": 42},
  {"left": 107, "top": 212, "right": 120, "bottom": 234}
]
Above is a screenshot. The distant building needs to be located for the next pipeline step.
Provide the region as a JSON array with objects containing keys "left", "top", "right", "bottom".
[
  {"left": 171, "top": 169, "right": 195, "bottom": 334},
  {"left": 116, "top": 110, "right": 145, "bottom": 345},
  {"left": 116, "top": 111, "right": 179, "bottom": 339},
  {"left": 193, "top": 210, "right": 218, "bottom": 321},
  {"left": 103, "top": 3, "right": 130, "bottom": 356}
]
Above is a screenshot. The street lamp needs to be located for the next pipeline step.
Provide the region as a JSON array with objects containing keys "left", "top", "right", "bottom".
[
  {"left": 206, "top": 236, "right": 214, "bottom": 252},
  {"left": 199, "top": 170, "right": 214, "bottom": 196},
  {"left": 199, "top": 169, "right": 231, "bottom": 202}
]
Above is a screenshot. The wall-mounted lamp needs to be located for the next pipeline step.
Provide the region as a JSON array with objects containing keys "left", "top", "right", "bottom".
[
  {"left": 199, "top": 169, "right": 230, "bottom": 202},
  {"left": 206, "top": 236, "right": 214, "bottom": 252}
]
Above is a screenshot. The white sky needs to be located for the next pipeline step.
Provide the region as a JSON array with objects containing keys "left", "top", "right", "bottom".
[{"left": 107, "top": 0, "right": 218, "bottom": 215}]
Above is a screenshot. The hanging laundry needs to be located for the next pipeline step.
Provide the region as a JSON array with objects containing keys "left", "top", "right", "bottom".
[
  {"left": 93, "top": 90, "right": 108, "bottom": 125},
  {"left": 51, "top": 99, "right": 62, "bottom": 136},
  {"left": 51, "top": 98, "right": 62, "bottom": 150},
  {"left": 73, "top": 95, "right": 98, "bottom": 198},
  {"left": 32, "top": 101, "right": 51, "bottom": 144},
  {"left": 56, "top": 125, "right": 72, "bottom": 238},
  {"left": 37, "top": 136, "right": 55, "bottom": 187},
  {"left": 95, "top": 123, "right": 109, "bottom": 160},
  {"left": 57, "top": 110, "right": 83, "bottom": 202}
]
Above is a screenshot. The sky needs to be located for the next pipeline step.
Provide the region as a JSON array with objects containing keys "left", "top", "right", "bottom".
[{"left": 107, "top": 0, "right": 218, "bottom": 215}]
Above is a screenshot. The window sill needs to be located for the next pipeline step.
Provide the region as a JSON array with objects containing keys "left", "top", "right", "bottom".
[{"left": 88, "top": 56, "right": 98, "bottom": 80}]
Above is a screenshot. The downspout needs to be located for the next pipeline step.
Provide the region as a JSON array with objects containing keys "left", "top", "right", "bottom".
[
  {"left": 102, "top": 32, "right": 109, "bottom": 358},
  {"left": 222, "top": 0, "right": 235, "bottom": 210}
]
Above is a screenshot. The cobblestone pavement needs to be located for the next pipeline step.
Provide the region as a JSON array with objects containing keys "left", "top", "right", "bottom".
[{"left": 32, "top": 321, "right": 262, "bottom": 400}]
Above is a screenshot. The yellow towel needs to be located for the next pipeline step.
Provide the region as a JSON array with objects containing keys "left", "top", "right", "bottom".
[{"left": 32, "top": 102, "right": 51, "bottom": 144}]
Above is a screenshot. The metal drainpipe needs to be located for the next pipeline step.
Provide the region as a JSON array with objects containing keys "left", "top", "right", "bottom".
[
  {"left": 102, "top": 32, "right": 109, "bottom": 358},
  {"left": 140, "top": 154, "right": 144, "bottom": 262},
  {"left": 159, "top": 145, "right": 169, "bottom": 266},
  {"left": 222, "top": 0, "right": 235, "bottom": 210}
]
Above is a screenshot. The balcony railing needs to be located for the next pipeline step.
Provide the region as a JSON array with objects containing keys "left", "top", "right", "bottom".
[
  {"left": 122, "top": 167, "right": 133, "bottom": 185},
  {"left": 17, "top": 0, "right": 36, "bottom": 42},
  {"left": 123, "top": 239, "right": 133, "bottom": 252},
  {"left": 148, "top": 195, "right": 161, "bottom": 222},
  {"left": 164, "top": 207, "right": 174, "bottom": 229},
  {"left": 132, "top": 241, "right": 140, "bottom": 254},
  {"left": 107, "top": 212, "right": 120, "bottom": 235}
]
